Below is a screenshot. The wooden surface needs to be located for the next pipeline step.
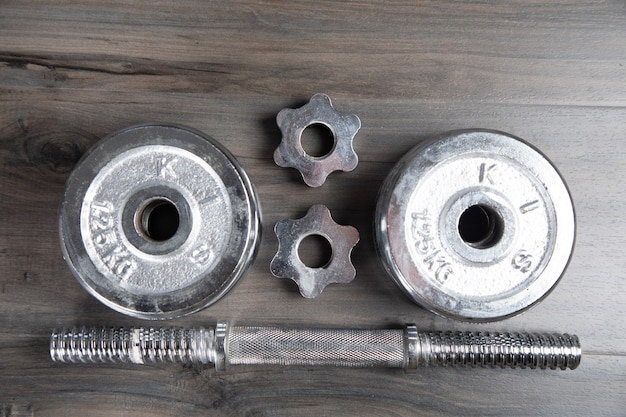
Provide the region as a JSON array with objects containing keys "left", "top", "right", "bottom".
[{"left": 1, "top": 1, "right": 625, "bottom": 415}]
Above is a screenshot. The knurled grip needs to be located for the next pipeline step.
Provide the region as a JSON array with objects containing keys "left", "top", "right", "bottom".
[{"left": 225, "top": 325, "right": 406, "bottom": 368}]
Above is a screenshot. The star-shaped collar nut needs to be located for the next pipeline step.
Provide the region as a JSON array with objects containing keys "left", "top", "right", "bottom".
[{"left": 274, "top": 93, "right": 361, "bottom": 187}]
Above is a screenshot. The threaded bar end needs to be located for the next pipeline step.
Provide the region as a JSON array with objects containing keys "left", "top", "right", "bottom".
[
  {"left": 419, "top": 332, "right": 581, "bottom": 370},
  {"left": 50, "top": 327, "right": 215, "bottom": 365}
]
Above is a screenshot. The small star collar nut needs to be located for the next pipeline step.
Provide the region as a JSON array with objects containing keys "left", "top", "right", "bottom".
[
  {"left": 270, "top": 205, "right": 360, "bottom": 298},
  {"left": 274, "top": 93, "right": 361, "bottom": 187}
]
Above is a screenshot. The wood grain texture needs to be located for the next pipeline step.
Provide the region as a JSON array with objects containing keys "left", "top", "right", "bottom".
[{"left": 1, "top": 1, "right": 625, "bottom": 415}]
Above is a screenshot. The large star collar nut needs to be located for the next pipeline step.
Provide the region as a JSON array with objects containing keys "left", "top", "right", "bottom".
[
  {"left": 270, "top": 205, "right": 360, "bottom": 298},
  {"left": 274, "top": 93, "right": 361, "bottom": 187}
]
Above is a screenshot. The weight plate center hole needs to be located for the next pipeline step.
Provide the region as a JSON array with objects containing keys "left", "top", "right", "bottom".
[
  {"left": 298, "top": 234, "right": 333, "bottom": 268},
  {"left": 457, "top": 204, "right": 504, "bottom": 249},
  {"left": 300, "top": 123, "right": 335, "bottom": 158},
  {"left": 136, "top": 198, "right": 180, "bottom": 242}
]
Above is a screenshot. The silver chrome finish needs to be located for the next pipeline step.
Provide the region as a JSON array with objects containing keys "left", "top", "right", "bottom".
[
  {"left": 274, "top": 93, "right": 361, "bottom": 187},
  {"left": 51, "top": 323, "right": 582, "bottom": 371},
  {"left": 59, "top": 124, "right": 261, "bottom": 319},
  {"left": 226, "top": 325, "right": 405, "bottom": 368},
  {"left": 375, "top": 130, "right": 576, "bottom": 321},
  {"left": 270, "top": 205, "right": 360, "bottom": 298}
]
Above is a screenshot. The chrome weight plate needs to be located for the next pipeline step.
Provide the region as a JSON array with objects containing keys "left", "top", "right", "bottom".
[
  {"left": 375, "top": 130, "right": 575, "bottom": 321},
  {"left": 59, "top": 124, "right": 261, "bottom": 319}
]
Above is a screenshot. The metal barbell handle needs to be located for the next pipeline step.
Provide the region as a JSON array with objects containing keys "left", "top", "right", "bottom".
[{"left": 50, "top": 322, "right": 581, "bottom": 371}]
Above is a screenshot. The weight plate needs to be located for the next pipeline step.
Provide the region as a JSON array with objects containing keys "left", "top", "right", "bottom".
[
  {"left": 59, "top": 124, "right": 261, "bottom": 319},
  {"left": 375, "top": 130, "right": 575, "bottom": 321}
]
